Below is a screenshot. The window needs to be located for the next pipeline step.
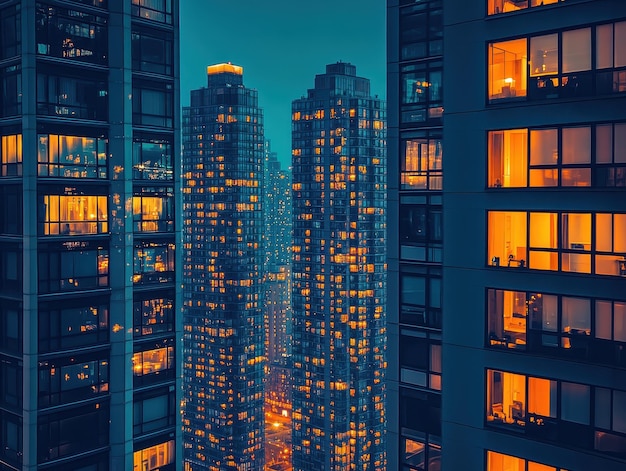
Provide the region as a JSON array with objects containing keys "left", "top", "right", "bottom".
[
  {"left": 400, "top": 332, "right": 441, "bottom": 391},
  {"left": 38, "top": 355, "right": 109, "bottom": 407},
  {"left": 0, "top": 411, "right": 22, "bottom": 467},
  {"left": 402, "top": 434, "right": 441, "bottom": 471},
  {"left": 490, "top": 22, "right": 626, "bottom": 102},
  {"left": 42, "top": 194, "right": 108, "bottom": 235},
  {"left": 133, "top": 242, "right": 175, "bottom": 285},
  {"left": 133, "top": 190, "right": 174, "bottom": 232},
  {"left": 0, "top": 4, "right": 21, "bottom": 60},
  {"left": 36, "top": 5, "right": 107, "bottom": 65},
  {"left": 487, "top": 289, "right": 527, "bottom": 349},
  {"left": 488, "top": 211, "right": 626, "bottom": 276},
  {"left": 400, "top": 1, "right": 442, "bottom": 60},
  {"left": 38, "top": 241, "right": 108, "bottom": 293},
  {"left": 132, "top": 344, "right": 175, "bottom": 386},
  {"left": 486, "top": 450, "right": 568, "bottom": 471},
  {"left": 400, "top": 387, "right": 441, "bottom": 437},
  {"left": 38, "top": 299, "right": 108, "bottom": 352},
  {"left": 1, "top": 65, "right": 22, "bottom": 117},
  {"left": 133, "top": 135, "right": 173, "bottom": 180},
  {"left": 38, "top": 134, "right": 107, "bottom": 179},
  {"left": 400, "top": 62, "right": 443, "bottom": 125},
  {"left": 0, "top": 302, "right": 21, "bottom": 354},
  {"left": 132, "top": 29, "right": 173, "bottom": 75},
  {"left": 0, "top": 246, "right": 21, "bottom": 294},
  {"left": 489, "top": 123, "right": 626, "bottom": 188},
  {"left": 133, "top": 81, "right": 173, "bottom": 128},
  {"left": 401, "top": 136, "right": 442, "bottom": 190},
  {"left": 487, "top": 370, "right": 626, "bottom": 456},
  {"left": 133, "top": 440, "right": 175, "bottom": 471},
  {"left": 37, "top": 72, "right": 107, "bottom": 120},
  {"left": 1, "top": 133, "right": 21, "bottom": 177},
  {"left": 400, "top": 268, "right": 442, "bottom": 329},
  {"left": 489, "top": 38, "right": 527, "bottom": 100},
  {"left": 37, "top": 402, "right": 109, "bottom": 462},
  {"left": 131, "top": 0, "right": 173, "bottom": 24},
  {"left": 133, "top": 387, "right": 175, "bottom": 436},
  {"left": 133, "top": 294, "right": 175, "bottom": 337},
  {"left": 0, "top": 184, "right": 21, "bottom": 234},
  {"left": 0, "top": 357, "right": 22, "bottom": 409}
]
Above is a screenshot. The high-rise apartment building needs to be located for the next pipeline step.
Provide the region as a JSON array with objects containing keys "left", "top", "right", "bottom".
[
  {"left": 442, "top": 1, "right": 626, "bottom": 470},
  {"left": 0, "top": 1, "right": 181, "bottom": 470},
  {"left": 291, "top": 62, "right": 387, "bottom": 470},
  {"left": 182, "top": 63, "right": 265, "bottom": 471},
  {"left": 387, "top": 1, "right": 444, "bottom": 470}
]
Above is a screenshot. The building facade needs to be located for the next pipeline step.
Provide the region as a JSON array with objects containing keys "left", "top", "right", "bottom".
[
  {"left": 182, "top": 63, "right": 265, "bottom": 471},
  {"left": 291, "top": 62, "right": 387, "bottom": 470},
  {"left": 0, "top": 1, "right": 181, "bottom": 470},
  {"left": 444, "top": 1, "right": 626, "bottom": 470},
  {"left": 386, "top": 0, "right": 444, "bottom": 469}
]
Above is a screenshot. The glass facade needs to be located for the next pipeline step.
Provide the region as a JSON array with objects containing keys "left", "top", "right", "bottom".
[
  {"left": 291, "top": 62, "right": 386, "bottom": 470},
  {"left": 0, "top": 2, "right": 181, "bottom": 470},
  {"left": 182, "top": 64, "right": 265, "bottom": 470}
]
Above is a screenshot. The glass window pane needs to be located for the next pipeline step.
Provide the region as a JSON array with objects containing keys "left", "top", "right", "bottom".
[
  {"left": 613, "top": 390, "right": 626, "bottom": 433},
  {"left": 528, "top": 377, "right": 556, "bottom": 417},
  {"left": 595, "top": 300, "right": 613, "bottom": 340},
  {"left": 528, "top": 462, "right": 556, "bottom": 471},
  {"left": 530, "top": 213, "right": 557, "bottom": 248},
  {"left": 615, "top": 124, "right": 626, "bottom": 163},
  {"left": 596, "top": 24, "right": 614, "bottom": 69},
  {"left": 615, "top": 302, "right": 626, "bottom": 342},
  {"left": 561, "top": 382, "right": 590, "bottom": 424},
  {"left": 562, "top": 213, "right": 591, "bottom": 250},
  {"left": 562, "top": 28, "right": 591, "bottom": 73},
  {"left": 530, "top": 34, "right": 558, "bottom": 77},
  {"left": 488, "top": 129, "right": 528, "bottom": 188},
  {"left": 595, "top": 387, "right": 611, "bottom": 429},
  {"left": 614, "top": 214, "right": 626, "bottom": 253},
  {"left": 596, "top": 213, "right": 613, "bottom": 252},
  {"left": 488, "top": 211, "right": 527, "bottom": 267},
  {"left": 562, "top": 297, "right": 590, "bottom": 333},
  {"left": 487, "top": 451, "right": 525, "bottom": 471},
  {"left": 596, "top": 124, "right": 613, "bottom": 164},
  {"left": 615, "top": 21, "right": 626, "bottom": 68},
  {"left": 542, "top": 294, "right": 558, "bottom": 332},
  {"left": 489, "top": 39, "right": 528, "bottom": 100},
  {"left": 562, "top": 127, "right": 591, "bottom": 164},
  {"left": 401, "top": 275, "right": 425, "bottom": 306},
  {"left": 530, "top": 129, "right": 558, "bottom": 165}
]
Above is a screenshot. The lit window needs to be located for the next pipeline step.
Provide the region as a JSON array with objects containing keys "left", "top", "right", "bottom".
[
  {"left": 1, "top": 134, "right": 22, "bottom": 177},
  {"left": 488, "top": 38, "right": 527, "bottom": 101},
  {"left": 133, "top": 440, "right": 174, "bottom": 471},
  {"left": 42, "top": 195, "right": 108, "bottom": 235}
]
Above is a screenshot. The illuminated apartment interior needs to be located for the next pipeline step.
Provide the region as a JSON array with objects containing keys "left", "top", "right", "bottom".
[
  {"left": 0, "top": 1, "right": 182, "bottom": 470},
  {"left": 442, "top": 1, "right": 626, "bottom": 470}
]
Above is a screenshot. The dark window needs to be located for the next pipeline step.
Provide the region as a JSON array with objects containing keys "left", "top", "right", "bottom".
[
  {"left": 399, "top": 1, "right": 442, "bottom": 61},
  {"left": 133, "top": 135, "right": 173, "bottom": 180},
  {"left": 133, "top": 293, "right": 175, "bottom": 337},
  {"left": 0, "top": 302, "right": 22, "bottom": 354},
  {"left": 400, "top": 387, "right": 441, "bottom": 436},
  {"left": 0, "top": 245, "right": 22, "bottom": 294},
  {"left": 39, "top": 298, "right": 109, "bottom": 352},
  {"left": 133, "top": 241, "right": 175, "bottom": 285},
  {"left": 38, "top": 241, "right": 109, "bottom": 293},
  {"left": 0, "top": 183, "right": 22, "bottom": 233},
  {"left": 132, "top": 0, "right": 173, "bottom": 24},
  {"left": 133, "top": 387, "right": 175, "bottom": 436},
  {"left": 36, "top": 5, "right": 107, "bottom": 65},
  {"left": 38, "top": 401, "right": 109, "bottom": 462},
  {"left": 133, "top": 81, "right": 173, "bottom": 128},
  {"left": 400, "top": 268, "right": 442, "bottom": 329},
  {"left": 0, "top": 410, "right": 22, "bottom": 467},
  {"left": 0, "top": 357, "right": 22, "bottom": 409},
  {"left": 37, "top": 71, "right": 107, "bottom": 120},
  {"left": 0, "top": 5, "right": 21, "bottom": 60},
  {"left": 38, "top": 353, "right": 109, "bottom": 407},
  {"left": 132, "top": 29, "right": 173, "bottom": 75},
  {"left": 400, "top": 334, "right": 442, "bottom": 391},
  {"left": 2, "top": 65, "right": 22, "bottom": 117}
]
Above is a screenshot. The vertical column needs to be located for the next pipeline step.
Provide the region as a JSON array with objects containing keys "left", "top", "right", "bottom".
[
  {"left": 20, "top": 0, "right": 38, "bottom": 468},
  {"left": 108, "top": 3, "right": 134, "bottom": 471}
]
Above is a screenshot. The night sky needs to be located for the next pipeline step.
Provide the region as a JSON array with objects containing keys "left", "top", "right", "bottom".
[{"left": 180, "top": 0, "right": 386, "bottom": 168}]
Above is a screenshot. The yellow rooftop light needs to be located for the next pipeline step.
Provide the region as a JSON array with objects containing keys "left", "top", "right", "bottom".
[{"left": 207, "top": 63, "right": 243, "bottom": 76}]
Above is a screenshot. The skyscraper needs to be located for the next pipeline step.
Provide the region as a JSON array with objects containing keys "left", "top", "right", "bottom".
[
  {"left": 262, "top": 142, "right": 293, "bottom": 468},
  {"left": 182, "top": 63, "right": 265, "bottom": 471},
  {"left": 291, "top": 62, "right": 387, "bottom": 470},
  {"left": 386, "top": 0, "right": 444, "bottom": 469},
  {"left": 442, "top": 1, "right": 626, "bottom": 470},
  {"left": 0, "top": 1, "right": 181, "bottom": 470}
]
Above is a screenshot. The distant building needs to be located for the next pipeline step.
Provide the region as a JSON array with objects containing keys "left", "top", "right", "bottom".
[
  {"left": 0, "top": 2, "right": 181, "bottom": 470},
  {"left": 183, "top": 63, "right": 265, "bottom": 470},
  {"left": 386, "top": 0, "right": 444, "bottom": 469},
  {"left": 291, "top": 62, "right": 387, "bottom": 470}
]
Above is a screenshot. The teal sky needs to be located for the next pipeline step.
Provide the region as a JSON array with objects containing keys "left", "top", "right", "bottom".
[{"left": 180, "top": 0, "right": 386, "bottom": 167}]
